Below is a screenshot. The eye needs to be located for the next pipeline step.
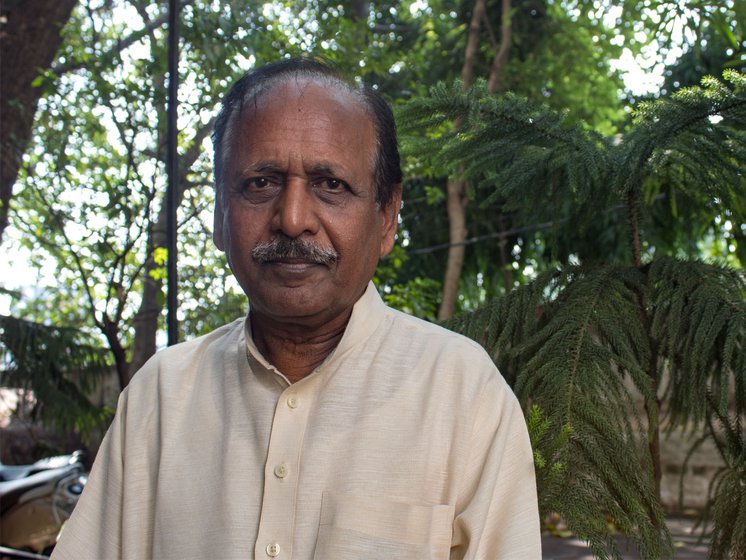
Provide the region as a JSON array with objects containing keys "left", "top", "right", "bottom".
[
  {"left": 237, "top": 176, "right": 280, "bottom": 202},
  {"left": 243, "top": 177, "right": 272, "bottom": 190},
  {"left": 314, "top": 178, "right": 349, "bottom": 191},
  {"left": 241, "top": 176, "right": 280, "bottom": 194}
]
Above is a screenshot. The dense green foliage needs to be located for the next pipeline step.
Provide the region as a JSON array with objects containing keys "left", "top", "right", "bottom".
[
  {"left": 0, "top": 315, "right": 113, "bottom": 436},
  {"left": 1, "top": 1, "right": 745, "bottom": 557},
  {"left": 705, "top": 408, "right": 746, "bottom": 559},
  {"left": 398, "top": 70, "right": 746, "bottom": 264},
  {"left": 399, "top": 71, "right": 746, "bottom": 557},
  {"left": 2, "top": 0, "right": 658, "bottom": 347}
]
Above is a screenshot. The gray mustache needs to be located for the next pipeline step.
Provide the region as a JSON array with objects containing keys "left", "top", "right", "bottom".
[{"left": 251, "top": 236, "right": 339, "bottom": 265}]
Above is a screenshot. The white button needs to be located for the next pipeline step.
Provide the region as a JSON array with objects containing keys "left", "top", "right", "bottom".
[
  {"left": 286, "top": 394, "right": 299, "bottom": 409},
  {"left": 266, "top": 542, "right": 280, "bottom": 557},
  {"left": 274, "top": 463, "right": 288, "bottom": 479}
]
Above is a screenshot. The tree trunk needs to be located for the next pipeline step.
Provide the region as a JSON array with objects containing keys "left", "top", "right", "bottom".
[
  {"left": 627, "top": 184, "right": 663, "bottom": 507},
  {"left": 126, "top": 5, "right": 171, "bottom": 384},
  {"left": 349, "top": 0, "right": 370, "bottom": 20},
  {"left": 102, "top": 316, "right": 130, "bottom": 391},
  {"left": 0, "top": 0, "right": 78, "bottom": 246},
  {"left": 128, "top": 189, "right": 179, "bottom": 381},
  {"left": 486, "top": 0, "right": 512, "bottom": 94},
  {"left": 129, "top": 236, "right": 164, "bottom": 378},
  {"left": 128, "top": 120, "right": 216, "bottom": 382},
  {"left": 438, "top": 178, "right": 469, "bottom": 320},
  {"left": 488, "top": 0, "right": 514, "bottom": 293},
  {"left": 627, "top": 189, "right": 643, "bottom": 269},
  {"left": 438, "top": 0, "right": 514, "bottom": 319},
  {"left": 461, "top": 0, "right": 486, "bottom": 88},
  {"left": 645, "top": 391, "right": 663, "bottom": 513},
  {"left": 642, "top": 289, "right": 663, "bottom": 513},
  {"left": 436, "top": 0, "right": 485, "bottom": 320}
]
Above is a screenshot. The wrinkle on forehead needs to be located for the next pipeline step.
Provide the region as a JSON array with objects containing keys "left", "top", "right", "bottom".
[
  {"left": 253, "top": 77, "right": 365, "bottom": 117},
  {"left": 223, "top": 75, "right": 378, "bottom": 190},
  {"left": 220, "top": 76, "right": 369, "bottom": 192}
]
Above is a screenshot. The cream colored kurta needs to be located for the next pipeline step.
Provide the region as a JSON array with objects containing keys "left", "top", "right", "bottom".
[{"left": 52, "top": 284, "right": 541, "bottom": 560}]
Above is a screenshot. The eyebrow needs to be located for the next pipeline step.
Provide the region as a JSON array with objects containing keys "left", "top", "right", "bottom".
[
  {"left": 305, "top": 163, "right": 338, "bottom": 177},
  {"left": 237, "top": 160, "right": 348, "bottom": 178},
  {"left": 243, "top": 162, "right": 285, "bottom": 174}
]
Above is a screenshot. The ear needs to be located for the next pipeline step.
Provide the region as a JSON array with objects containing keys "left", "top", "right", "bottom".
[
  {"left": 213, "top": 196, "right": 225, "bottom": 251},
  {"left": 379, "top": 184, "right": 402, "bottom": 258}
]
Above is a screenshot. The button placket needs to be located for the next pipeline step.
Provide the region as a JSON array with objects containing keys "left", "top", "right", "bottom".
[{"left": 254, "top": 381, "right": 317, "bottom": 560}]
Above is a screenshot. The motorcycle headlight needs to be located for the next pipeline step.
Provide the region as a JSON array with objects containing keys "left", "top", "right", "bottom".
[{"left": 67, "top": 474, "right": 87, "bottom": 496}]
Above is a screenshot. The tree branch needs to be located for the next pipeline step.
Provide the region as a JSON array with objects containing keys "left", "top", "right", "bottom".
[
  {"left": 52, "top": 13, "right": 168, "bottom": 75},
  {"left": 487, "top": 0, "right": 512, "bottom": 93}
]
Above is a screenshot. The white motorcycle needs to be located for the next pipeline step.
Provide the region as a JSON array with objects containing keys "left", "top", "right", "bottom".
[{"left": 0, "top": 451, "right": 87, "bottom": 557}]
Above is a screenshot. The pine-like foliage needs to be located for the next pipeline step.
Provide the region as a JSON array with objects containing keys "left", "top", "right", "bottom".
[
  {"left": 0, "top": 315, "right": 113, "bottom": 437},
  {"left": 648, "top": 258, "right": 746, "bottom": 426},
  {"left": 398, "top": 72, "right": 746, "bottom": 558},
  {"left": 704, "top": 408, "right": 746, "bottom": 559},
  {"left": 448, "top": 265, "right": 669, "bottom": 558}
]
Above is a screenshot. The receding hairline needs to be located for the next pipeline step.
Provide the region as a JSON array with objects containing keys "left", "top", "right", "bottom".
[
  {"left": 213, "top": 59, "right": 402, "bottom": 211},
  {"left": 218, "top": 73, "right": 380, "bottom": 198}
]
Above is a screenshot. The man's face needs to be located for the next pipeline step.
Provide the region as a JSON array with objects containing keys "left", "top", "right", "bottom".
[{"left": 214, "top": 79, "right": 400, "bottom": 328}]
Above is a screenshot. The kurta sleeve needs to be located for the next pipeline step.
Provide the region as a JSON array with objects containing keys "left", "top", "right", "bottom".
[
  {"left": 450, "top": 375, "right": 542, "bottom": 559},
  {"left": 51, "top": 389, "right": 128, "bottom": 560}
]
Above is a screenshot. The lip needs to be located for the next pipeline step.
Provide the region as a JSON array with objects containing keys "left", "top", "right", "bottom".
[{"left": 265, "top": 260, "right": 326, "bottom": 273}]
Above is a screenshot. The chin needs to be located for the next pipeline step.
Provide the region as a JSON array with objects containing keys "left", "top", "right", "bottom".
[{"left": 250, "top": 291, "right": 325, "bottom": 318}]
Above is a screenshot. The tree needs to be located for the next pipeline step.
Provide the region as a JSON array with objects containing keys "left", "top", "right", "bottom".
[
  {"left": 4, "top": 7, "right": 745, "bottom": 554},
  {"left": 426, "top": 0, "right": 635, "bottom": 319},
  {"left": 5, "top": 0, "right": 450, "bottom": 388},
  {"left": 8, "top": 0, "right": 259, "bottom": 387},
  {"left": 398, "top": 71, "right": 746, "bottom": 558},
  {"left": 0, "top": 315, "right": 113, "bottom": 438},
  {"left": 0, "top": 0, "right": 78, "bottom": 246},
  {"left": 421, "top": 0, "right": 746, "bottom": 320},
  {"left": 704, "top": 408, "right": 746, "bottom": 559}
]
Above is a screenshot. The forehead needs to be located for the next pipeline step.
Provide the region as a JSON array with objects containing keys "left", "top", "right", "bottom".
[
  {"left": 227, "top": 79, "right": 377, "bottom": 170},
  {"left": 251, "top": 77, "right": 369, "bottom": 122}
]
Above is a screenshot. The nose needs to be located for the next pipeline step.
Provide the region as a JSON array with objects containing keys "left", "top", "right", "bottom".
[{"left": 273, "top": 180, "right": 319, "bottom": 238}]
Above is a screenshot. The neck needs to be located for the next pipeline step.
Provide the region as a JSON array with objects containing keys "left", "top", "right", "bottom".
[{"left": 249, "top": 311, "right": 351, "bottom": 383}]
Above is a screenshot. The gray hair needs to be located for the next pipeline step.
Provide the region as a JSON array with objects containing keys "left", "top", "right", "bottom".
[{"left": 212, "top": 58, "right": 403, "bottom": 210}]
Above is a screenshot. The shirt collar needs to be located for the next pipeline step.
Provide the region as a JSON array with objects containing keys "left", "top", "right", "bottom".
[{"left": 241, "top": 281, "right": 386, "bottom": 382}]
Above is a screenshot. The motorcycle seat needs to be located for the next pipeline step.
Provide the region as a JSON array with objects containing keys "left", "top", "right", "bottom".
[
  {"left": 0, "top": 453, "right": 82, "bottom": 483},
  {"left": 0, "top": 466, "right": 75, "bottom": 515},
  {"left": 0, "top": 465, "right": 40, "bottom": 482}
]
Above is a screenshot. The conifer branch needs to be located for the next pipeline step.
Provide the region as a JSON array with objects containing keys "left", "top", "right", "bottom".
[{"left": 407, "top": 71, "right": 746, "bottom": 557}]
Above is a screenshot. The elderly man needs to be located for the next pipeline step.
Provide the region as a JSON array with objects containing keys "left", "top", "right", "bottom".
[{"left": 52, "top": 58, "right": 540, "bottom": 559}]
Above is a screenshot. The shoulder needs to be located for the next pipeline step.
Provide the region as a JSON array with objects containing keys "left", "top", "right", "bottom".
[
  {"left": 126, "top": 318, "right": 245, "bottom": 392},
  {"left": 382, "top": 305, "right": 495, "bottom": 367},
  {"left": 374, "top": 305, "right": 511, "bottom": 398},
  {"left": 371, "top": 306, "right": 525, "bottom": 443}
]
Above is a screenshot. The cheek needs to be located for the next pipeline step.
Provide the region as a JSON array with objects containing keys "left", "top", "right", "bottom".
[
  {"left": 227, "top": 208, "right": 262, "bottom": 245},
  {"left": 352, "top": 226, "right": 386, "bottom": 267}
]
